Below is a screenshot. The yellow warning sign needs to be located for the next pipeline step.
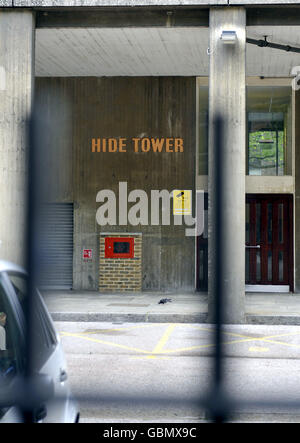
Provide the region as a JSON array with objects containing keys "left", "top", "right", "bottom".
[{"left": 173, "top": 190, "right": 192, "bottom": 215}]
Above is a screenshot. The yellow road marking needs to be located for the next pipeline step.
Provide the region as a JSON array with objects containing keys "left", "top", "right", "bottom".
[
  {"left": 214, "top": 330, "right": 300, "bottom": 349},
  {"left": 162, "top": 333, "right": 300, "bottom": 354},
  {"left": 184, "top": 324, "right": 300, "bottom": 340},
  {"left": 132, "top": 356, "right": 170, "bottom": 360},
  {"left": 77, "top": 324, "right": 153, "bottom": 335},
  {"left": 162, "top": 336, "right": 265, "bottom": 354},
  {"left": 60, "top": 323, "right": 300, "bottom": 357},
  {"left": 60, "top": 331, "right": 150, "bottom": 355},
  {"left": 181, "top": 325, "right": 300, "bottom": 349},
  {"left": 220, "top": 330, "right": 300, "bottom": 341},
  {"left": 138, "top": 323, "right": 177, "bottom": 359},
  {"left": 249, "top": 346, "right": 269, "bottom": 352},
  {"left": 254, "top": 338, "right": 300, "bottom": 348},
  {"left": 151, "top": 324, "right": 177, "bottom": 354},
  {"left": 61, "top": 325, "right": 178, "bottom": 358}
]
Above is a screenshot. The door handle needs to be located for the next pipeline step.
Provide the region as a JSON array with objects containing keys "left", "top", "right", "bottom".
[{"left": 246, "top": 245, "right": 261, "bottom": 248}]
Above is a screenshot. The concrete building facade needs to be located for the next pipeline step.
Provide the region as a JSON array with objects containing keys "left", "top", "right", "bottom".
[{"left": 2, "top": 1, "right": 300, "bottom": 322}]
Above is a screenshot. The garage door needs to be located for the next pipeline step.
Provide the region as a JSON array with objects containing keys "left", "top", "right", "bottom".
[{"left": 39, "top": 203, "right": 73, "bottom": 289}]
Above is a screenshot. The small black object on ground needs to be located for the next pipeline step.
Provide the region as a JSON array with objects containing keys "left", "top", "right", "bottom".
[{"left": 158, "top": 298, "right": 172, "bottom": 304}]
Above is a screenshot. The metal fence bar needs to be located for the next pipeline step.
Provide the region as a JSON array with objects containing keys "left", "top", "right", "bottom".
[
  {"left": 22, "top": 104, "right": 55, "bottom": 423},
  {"left": 23, "top": 111, "right": 40, "bottom": 423},
  {"left": 205, "top": 115, "right": 235, "bottom": 423},
  {"left": 211, "top": 115, "right": 227, "bottom": 423},
  {"left": 213, "top": 115, "right": 224, "bottom": 392}
]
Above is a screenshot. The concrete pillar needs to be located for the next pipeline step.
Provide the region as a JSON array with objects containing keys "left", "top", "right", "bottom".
[
  {"left": 0, "top": 10, "right": 35, "bottom": 266},
  {"left": 295, "top": 91, "right": 300, "bottom": 292},
  {"left": 208, "top": 7, "right": 246, "bottom": 324}
]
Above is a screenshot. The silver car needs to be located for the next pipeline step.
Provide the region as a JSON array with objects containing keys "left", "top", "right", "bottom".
[{"left": 0, "top": 260, "right": 79, "bottom": 423}]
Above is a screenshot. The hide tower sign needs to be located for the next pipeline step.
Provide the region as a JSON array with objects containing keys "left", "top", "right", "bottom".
[{"left": 91, "top": 137, "right": 184, "bottom": 153}]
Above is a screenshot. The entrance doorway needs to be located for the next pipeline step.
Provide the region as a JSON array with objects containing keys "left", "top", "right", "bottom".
[
  {"left": 246, "top": 194, "right": 293, "bottom": 292},
  {"left": 196, "top": 194, "right": 293, "bottom": 292}
]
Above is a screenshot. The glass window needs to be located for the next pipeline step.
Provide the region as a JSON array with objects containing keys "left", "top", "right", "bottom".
[
  {"left": 198, "top": 84, "right": 292, "bottom": 177},
  {"left": 0, "top": 277, "right": 25, "bottom": 419},
  {"left": 247, "top": 86, "right": 292, "bottom": 176},
  {"left": 256, "top": 251, "right": 261, "bottom": 282},
  {"left": 198, "top": 86, "right": 209, "bottom": 175},
  {"left": 279, "top": 204, "right": 284, "bottom": 244},
  {"left": 256, "top": 203, "right": 261, "bottom": 243},
  {"left": 246, "top": 203, "right": 250, "bottom": 243},
  {"left": 268, "top": 203, "right": 273, "bottom": 243},
  {"left": 279, "top": 251, "right": 284, "bottom": 282},
  {"left": 268, "top": 250, "right": 272, "bottom": 281},
  {"left": 199, "top": 250, "right": 204, "bottom": 281},
  {"left": 113, "top": 242, "right": 130, "bottom": 254},
  {"left": 6, "top": 273, "right": 58, "bottom": 369},
  {"left": 245, "top": 249, "right": 250, "bottom": 282},
  {"left": 0, "top": 277, "right": 24, "bottom": 378},
  {"left": 6, "top": 273, "right": 27, "bottom": 309}
]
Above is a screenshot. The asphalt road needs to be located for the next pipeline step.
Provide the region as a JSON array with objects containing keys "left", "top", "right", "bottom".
[{"left": 55, "top": 321, "right": 300, "bottom": 423}]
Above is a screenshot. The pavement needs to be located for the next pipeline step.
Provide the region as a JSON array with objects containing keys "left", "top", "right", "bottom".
[{"left": 42, "top": 290, "right": 300, "bottom": 325}]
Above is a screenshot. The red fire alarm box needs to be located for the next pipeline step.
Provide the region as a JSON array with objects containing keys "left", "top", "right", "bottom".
[{"left": 105, "top": 237, "right": 134, "bottom": 259}]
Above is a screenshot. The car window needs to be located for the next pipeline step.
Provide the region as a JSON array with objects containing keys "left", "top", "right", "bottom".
[
  {"left": 6, "top": 273, "right": 58, "bottom": 370},
  {"left": 35, "top": 296, "right": 58, "bottom": 348},
  {"left": 6, "top": 274, "right": 27, "bottom": 307},
  {"left": 0, "top": 276, "right": 24, "bottom": 380},
  {"left": 0, "top": 276, "right": 26, "bottom": 419}
]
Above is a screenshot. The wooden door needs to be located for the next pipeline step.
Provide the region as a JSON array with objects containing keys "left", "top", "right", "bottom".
[{"left": 246, "top": 194, "right": 293, "bottom": 289}]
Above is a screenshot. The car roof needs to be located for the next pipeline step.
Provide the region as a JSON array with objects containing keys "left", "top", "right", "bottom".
[{"left": 0, "top": 260, "right": 26, "bottom": 275}]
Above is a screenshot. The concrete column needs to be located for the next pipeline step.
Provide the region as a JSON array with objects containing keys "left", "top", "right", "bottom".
[
  {"left": 208, "top": 7, "right": 246, "bottom": 324},
  {"left": 0, "top": 10, "right": 35, "bottom": 266},
  {"left": 295, "top": 91, "right": 300, "bottom": 292}
]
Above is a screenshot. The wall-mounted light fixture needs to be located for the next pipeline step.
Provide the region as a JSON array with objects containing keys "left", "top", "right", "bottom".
[{"left": 220, "top": 30, "right": 237, "bottom": 44}]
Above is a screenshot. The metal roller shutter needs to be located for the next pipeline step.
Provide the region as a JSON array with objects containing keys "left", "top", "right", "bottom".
[{"left": 39, "top": 203, "right": 73, "bottom": 289}]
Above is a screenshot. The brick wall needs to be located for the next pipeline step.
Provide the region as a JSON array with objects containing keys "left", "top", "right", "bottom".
[{"left": 99, "top": 233, "right": 142, "bottom": 292}]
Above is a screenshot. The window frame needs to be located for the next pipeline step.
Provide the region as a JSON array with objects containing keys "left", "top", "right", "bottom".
[
  {"left": 0, "top": 272, "right": 26, "bottom": 376},
  {"left": 246, "top": 82, "right": 293, "bottom": 177},
  {"left": 5, "top": 271, "right": 58, "bottom": 370}
]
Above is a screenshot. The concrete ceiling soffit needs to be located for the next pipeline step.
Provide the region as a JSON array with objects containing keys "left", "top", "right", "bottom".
[
  {"left": 230, "top": 0, "right": 300, "bottom": 4},
  {"left": 12, "top": 0, "right": 227, "bottom": 6},
  {"left": 5, "top": 1, "right": 300, "bottom": 7}
]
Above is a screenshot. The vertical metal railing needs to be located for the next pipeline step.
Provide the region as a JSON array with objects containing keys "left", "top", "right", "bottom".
[
  {"left": 210, "top": 115, "right": 227, "bottom": 423},
  {"left": 23, "top": 108, "right": 39, "bottom": 423},
  {"left": 22, "top": 103, "right": 54, "bottom": 423}
]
